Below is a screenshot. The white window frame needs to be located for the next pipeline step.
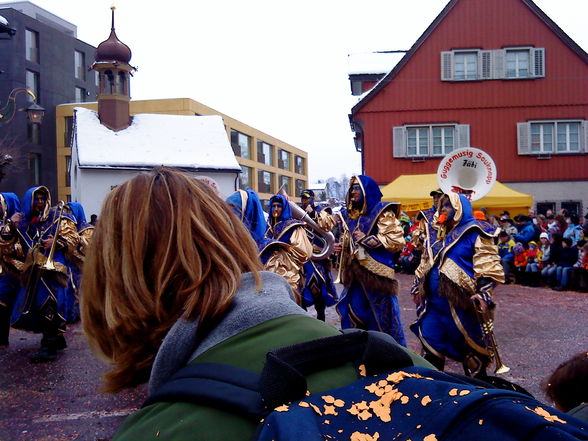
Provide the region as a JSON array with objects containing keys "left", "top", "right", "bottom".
[
  {"left": 441, "top": 47, "right": 544, "bottom": 81},
  {"left": 505, "top": 49, "right": 530, "bottom": 79},
  {"left": 453, "top": 51, "right": 478, "bottom": 81},
  {"left": 393, "top": 124, "right": 470, "bottom": 158},
  {"left": 517, "top": 120, "right": 588, "bottom": 156}
]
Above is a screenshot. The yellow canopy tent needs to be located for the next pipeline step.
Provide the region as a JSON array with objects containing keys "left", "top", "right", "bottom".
[{"left": 380, "top": 174, "right": 533, "bottom": 216}]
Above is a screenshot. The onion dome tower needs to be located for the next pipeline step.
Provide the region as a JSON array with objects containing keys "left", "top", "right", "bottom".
[{"left": 91, "top": 6, "right": 136, "bottom": 131}]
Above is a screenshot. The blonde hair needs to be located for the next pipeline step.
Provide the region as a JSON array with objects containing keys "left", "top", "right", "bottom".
[{"left": 81, "top": 168, "right": 262, "bottom": 392}]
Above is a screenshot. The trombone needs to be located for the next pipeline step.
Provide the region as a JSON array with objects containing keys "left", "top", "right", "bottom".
[
  {"left": 334, "top": 211, "right": 355, "bottom": 284},
  {"left": 472, "top": 296, "right": 510, "bottom": 375},
  {"left": 42, "top": 201, "right": 66, "bottom": 271}
]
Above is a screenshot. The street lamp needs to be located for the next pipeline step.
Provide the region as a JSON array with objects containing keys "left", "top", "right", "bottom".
[{"left": 0, "top": 87, "right": 45, "bottom": 125}]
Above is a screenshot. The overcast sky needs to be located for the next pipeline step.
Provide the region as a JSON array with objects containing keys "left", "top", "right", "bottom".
[{"left": 15, "top": 0, "right": 588, "bottom": 182}]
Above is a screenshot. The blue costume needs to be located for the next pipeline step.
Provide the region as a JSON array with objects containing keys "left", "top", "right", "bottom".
[
  {"left": 335, "top": 175, "right": 407, "bottom": 346},
  {"left": 264, "top": 194, "right": 312, "bottom": 304},
  {"left": 299, "top": 189, "right": 338, "bottom": 321},
  {"left": 410, "top": 193, "right": 505, "bottom": 376},
  {"left": 64, "top": 202, "right": 94, "bottom": 323},
  {"left": 0, "top": 193, "right": 24, "bottom": 346},
  {"left": 11, "top": 186, "right": 78, "bottom": 362}
]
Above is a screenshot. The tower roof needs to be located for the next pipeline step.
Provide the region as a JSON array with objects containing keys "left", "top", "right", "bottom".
[{"left": 95, "top": 6, "right": 131, "bottom": 64}]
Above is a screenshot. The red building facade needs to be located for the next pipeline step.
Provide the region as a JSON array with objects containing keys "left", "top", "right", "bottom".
[{"left": 350, "top": 0, "right": 588, "bottom": 215}]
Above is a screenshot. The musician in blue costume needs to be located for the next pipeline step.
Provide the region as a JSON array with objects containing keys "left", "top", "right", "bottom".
[
  {"left": 299, "top": 189, "right": 338, "bottom": 321},
  {"left": 11, "top": 186, "right": 79, "bottom": 362},
  {"left": 0, "top": 193, "right": 24, "bottom": 346},
  {"left": 335, "top": 175, "right": 406, "bottom": 345},
  {"left": 265, "top": 194, "right": 312, "bottom": 304},
  {"left": 410, "top": 192, "right": 505, "bottom": 377},
  {"left": 64, "top": 202, "right": 95, "bottom": 323}
]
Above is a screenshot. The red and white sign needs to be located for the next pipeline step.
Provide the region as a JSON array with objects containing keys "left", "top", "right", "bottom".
[{"left": 437, "top": 147, "right": 497, "bottom": 201}]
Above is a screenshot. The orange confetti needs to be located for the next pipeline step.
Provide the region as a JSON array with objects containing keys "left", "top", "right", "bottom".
[
  {"left": 421, "top": 396, "right": 432, "bottom": 406},
  {"left": 479, "top": 419, "right": 484, "bottom": 425},
  {"left": 359, "top": 364, "right": 367, "bottom": 376},
  {"left": 350, "top": 431, "right": 380, "bottom": 441},
  {"left": 416, "top": 424, "right": 422, "bottom": 429},
  {"left": 333, "top": 399, "right": 345, "bottom": 407},
  {"left": 459, "top": 390, "right": 471, "bottom": 396},
  {"left": 324, "top": 419, "right": 330, "bottom": 424},
  {"left": 400, "top": 395, "right": 409, "bottom": 404},
  {"left": 525, "top": 406, "right": 567, "bottom": 424},
  {"left": 298, "top": 401, "right": 310, "bottom": 408},
  {"left": 274, "top": 404, "right": 289, "bottom": 412},
  {"left": 322, "top": 395, "right": 335, "bottom": 404},
  {"left": 424, "top": 434, "right": 438, "bottom": 441},
  {"left": 324, "top": 405, "right": 338, "bottom": 416},
  {"left": 309, "top": 403, "right": 323, "bottom": 416},
  {"left": 448, "top": 388, "right": 458, "bottom": 396}
]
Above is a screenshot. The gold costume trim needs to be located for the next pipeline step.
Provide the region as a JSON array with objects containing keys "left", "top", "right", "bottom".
[
  {"left": 440, "top": 258, "right": 476, "bottom": 294},
  {"left": 359, "top": 250, "right": 396, "bottom": 280},
  {"left": 376, "top": 209, "right": 405, "bottom": 252},
  {"left": 317, "top": 210, "right": 336, "bottom": 232},
  {"left": 473, "top": 235, "right": 505, "bottom": 284},
  {"left": 450, "top": 305, "right": 491, "bottom": 357}
]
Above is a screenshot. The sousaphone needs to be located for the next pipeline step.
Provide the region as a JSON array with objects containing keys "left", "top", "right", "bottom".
[{"left": 437, "top": 147, "right": 497, "bottom": 201}]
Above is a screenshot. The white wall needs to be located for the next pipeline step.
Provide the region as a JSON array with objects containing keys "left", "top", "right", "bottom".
[
  {"left": 73, "top": 168, "right": 238, "bottom": 216},
  {"left": 506, "top": 180, "right": 587, "bottom": 215}
]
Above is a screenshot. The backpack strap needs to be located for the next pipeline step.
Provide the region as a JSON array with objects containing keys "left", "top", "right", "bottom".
[
  {"left": 142, "top": 363, "right": 266, "bottom": 419},
  {"left": 143, "top": 330, "right": 413, "bottom": 415},
  {"left": 259, "top": 330, "right": 413, "bottom": 409}
]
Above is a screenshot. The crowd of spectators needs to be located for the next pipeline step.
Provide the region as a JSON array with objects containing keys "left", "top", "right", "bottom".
[{"left": 395, "top": 207, "right": 588, "bottom": 292}]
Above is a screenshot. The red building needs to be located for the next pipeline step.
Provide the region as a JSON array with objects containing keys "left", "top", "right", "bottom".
[{"left": 350, "top": 0, "right": 588, "bottom": 216}]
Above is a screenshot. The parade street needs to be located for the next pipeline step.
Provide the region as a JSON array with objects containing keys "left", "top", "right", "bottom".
[{"left": 1, "top": 272, "right": 587, "bottom": 441}]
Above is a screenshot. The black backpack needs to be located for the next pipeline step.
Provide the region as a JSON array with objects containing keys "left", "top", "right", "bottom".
[{"left": 145, "top": 330, "right": 588, "bottom": 441}]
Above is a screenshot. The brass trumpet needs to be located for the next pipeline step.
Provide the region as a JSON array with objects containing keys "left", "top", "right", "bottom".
[
  {"left": 42, "top": 201, "right": 66, "bottom": 271},
  {"left": 473, "top": 297, "right": 510, "bottom": 375}
]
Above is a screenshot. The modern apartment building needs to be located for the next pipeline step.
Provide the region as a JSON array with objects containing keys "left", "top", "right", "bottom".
[
  {"left": 56, "top": 98, "right": 308, "bottom": 206},
  {"left": 0, "top": 1, "right": 97, "bottom": 198}
]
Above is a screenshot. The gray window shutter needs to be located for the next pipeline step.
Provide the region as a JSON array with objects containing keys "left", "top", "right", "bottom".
[
  {"left": 517, "top": 122, "right": 531, "bottom": 155},
  {"left": 491, "top": 49, "right": 505, "bottom": 79},
  {"left": 441, "top": 51, "right": 453, "bottom": 81},
  {"left": 583, "top": 121, "right": 588, "bottom": 153},
  {"left": 456, "top": 124, "right": 470, "bottom": 148},
  {"left": 532, "top": 48, "right": 545, "bottom": 78},
  {"left": 480, "top": 51, "right": 492, "bottom": 80},
  {"left": 393, "top": 126, "right": 406, "bottom": 158}
]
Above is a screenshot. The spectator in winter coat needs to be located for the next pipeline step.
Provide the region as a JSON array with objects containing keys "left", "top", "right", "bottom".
[
  {"left": 514, "top": 215, "right": 537, "bottom": 246},
  {"left": 563, "top": 214, "right": 583, "bottom": 247},
  {"left": 513, "top": 242, "right": 527, "bottom": 284},
  {"left": 497, "top": 231, "right": 515, "bottom": 284},
  {"left": 537, "top": 232, "right": 551, "bottom": 270},
  {"left": 499, "top": 217, "right": 518, "bottom": 240},
  {"left": 553, "top": 237, "right": 579, "bottom": 291},
  {"left": 542, "top": 234, "right": 563, "bottom": 287}
]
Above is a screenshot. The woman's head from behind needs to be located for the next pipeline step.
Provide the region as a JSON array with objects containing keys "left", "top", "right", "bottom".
[{"left": 81, "top": 168, "right": 262, "bottom": 392}]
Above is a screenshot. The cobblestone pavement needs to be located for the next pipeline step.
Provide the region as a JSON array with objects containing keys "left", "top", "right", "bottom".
[{"left": 1, "top": 272, "right": 587, "bottom": 440}]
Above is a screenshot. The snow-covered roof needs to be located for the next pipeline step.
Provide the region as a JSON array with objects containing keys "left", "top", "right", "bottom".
[
  {"left": 74, "top": 107, "right": 240, "bottom": 171},
  {"left": 347, "top": 52, "right": 405, "bottom": 75}
]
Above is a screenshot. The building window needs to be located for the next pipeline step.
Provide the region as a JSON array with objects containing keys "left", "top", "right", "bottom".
[
  {"left": 393, "top": 124, "right": 467, "bottom": 158},
  {"left": 536, "top": 202, "right": 555, "bottom": 216},
  {"left": 65, "top": 155, "right": 72, "bottom": 187},
  {"left": 295, "top": 179, "right": 305, "bottom": 197},
  {"left": 518, "top": 120, "right": 585, "bottom": 155},
  {"left": 295, "top": 155, "right": 305, "bottom": 175},
  {"left": 95, "top": 71, "right": 99, "bottom": 88},
  {"left": 454, "top": 52, "right": 478, "bottom": 81},
  {"left": 278, "top": 149, "right": 290, "bottom": 170},
  {"left": 441, "top": 47, "right": 544, "bottom": 81},
  {"left": 28, "top": 153, "right": 41, "bottom": 186},
  {"left": 74, "top": 50, "right": 86, "bottom": 80},
  {"left": 351, "top": 80, "right": 363, "bottom": 96},
  {"left": 25, "top": 29, "right": 39, "bottom": 63},
  {"left": 64, "top": 116, "right": 74, "bottom": 146},
  {"left": 257, "top": 170, "right": 274, "bottom": 194},
  {"left": 230, "top": 129, "right": 251, "bottom": 159},
  {"left": 279, "top": 175, "right": 290, "bottom": 194},
  {"left": 27, "top": 123, "right": 41, "bottom": 144},
  {"left": 75, "top": 87, "right": 86, "bottom": 103},
  {"left": 26, "top": 70, "right": 40, "bottom": 103},
  {"left": 506, "top": 49, "right": 530, "bottom": 78},
  {"left": 257, "top": 141, "right": 273, "bottom": 166},
  {"left": 561, "top": 201, "right": 581, "bottom": 216},
  {"left": 239, "top": 165, "right": 252, "bottom": 190}
]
